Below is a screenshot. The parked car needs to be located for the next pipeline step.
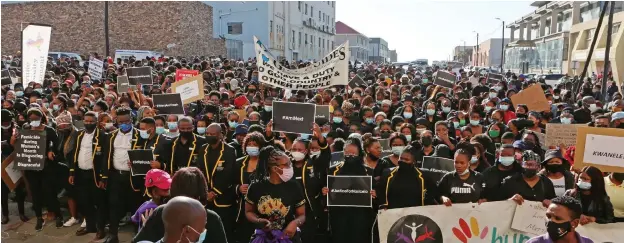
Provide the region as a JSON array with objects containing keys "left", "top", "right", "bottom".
[
  {"left": 539, "top": 74, "right": 565, "bottom": 86},
  {"left": 48, "top": 52, "right": 84, "bottom": 66}
]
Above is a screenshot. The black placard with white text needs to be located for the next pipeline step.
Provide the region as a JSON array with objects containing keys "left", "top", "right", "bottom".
[
  {"left": 272, "top": 101, "right": 316, "bottom": 134},
  {"left": 330, "top": 151, "right": 344, "bottom": 167},
  {"left": 117, "top": 75, "right": 133, "bottom": 93},
  {"left": 420, "top": 156, "right": 455, "bottom": 183},
  {"left": 315, "top": 105, "right": 331, "bottom": 124},
  {"left": 14, "top": 129, "right": 46, "bottom": 170},
  {"left": 153, "top": 93, "right": 184, "bottom": 114},
  {"left": 128, "top": 149, "right": 154, "bottom": 176},
  {"left": 433, "top": 71, "right": 456, "bottom": 88},
  {"left": 126, "top": 66, "right": 153, "bottom": 85},
  {"left": 348, "top": 75, "right": 367, "bottom": 89},
  {"left": 327, "top": 175, "right": 372, "bottom": 207}
]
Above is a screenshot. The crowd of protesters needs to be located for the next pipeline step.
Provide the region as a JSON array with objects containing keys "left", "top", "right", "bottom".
[{"left": 1, "top": 52, "right": 624, "bottom": 243}]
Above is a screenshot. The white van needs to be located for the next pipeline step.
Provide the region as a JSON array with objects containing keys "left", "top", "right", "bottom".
[
  {"left": 114, "top": 50, "right": 163, "bottom": 62},
  {"left": 48, "top": 52, "right": 84, "bottom": 66}
]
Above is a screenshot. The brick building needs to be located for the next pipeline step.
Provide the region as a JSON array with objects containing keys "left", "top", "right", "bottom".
[{"left": 1, "top": 1, "right": 226, "bottom": 57}]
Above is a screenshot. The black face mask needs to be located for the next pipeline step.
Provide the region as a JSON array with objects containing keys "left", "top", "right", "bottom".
[
  {"left": 344, "top": 155, "right": 361, "bottom": 164},
  {"left": 523, "top": 140, "right": 536, "bottom": 149},
  {"left": 421, "top": 136, "right": 433, "bottom": 146},
  {"left": 84, "top": 123, "right": 97, "bottom": 133},
  {"left": 180, "top": 131, "right": 194, "bottom": 140},
  {"left": 380, "top": 131, "right": 391, "bottom": 139},
  {"left": 249, "top": 120, "right": 260, "bottom": 126},
  {"left": 398, "top": 160, "right": 412, "bottom": 169},
  {"left": 612, "top": 173, "right": 624, "bottom": 182},
  {"left": 522, "top": 168, "right": 538, "bottom": 178},
  {"left": 52, "top": 87, "right": 60, "bottom": 93},
  {"left": 205, "top": 135, "right": 219, "bottom": 145},
  {"left": 545, "top": 164, "right": 564, "bottom": 174},
  {"left": 517, "top": 114, "right": 528, "bottom": 119},
  {"left": 546, "top": 220, "right": 572, "bottom": 241},
  {"left": 367, "top": 153, "right": 379, "bottom": 161}
]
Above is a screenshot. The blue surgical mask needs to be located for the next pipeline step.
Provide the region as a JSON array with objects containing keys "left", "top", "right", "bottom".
[
  {"left": 167, "top": 122, "right": 177, "bottom": 130},
  {"left": 197, "top": 127, "right": 206, "bottom": 134},
  {"left": 301, "top": 134, "right": 311, "bottom": 140},
  {"left": 470, "top": 156, "right": 479, "bottom": 164},
  {"left": 485, "top": 106, "right": 493, "bottom": 112},
  {"left": 264, "top": 105, "right": 273, "bottom": 112},
  {"left": 442, "top": 106, "right": 451, "bottom": 113},
  {"left": 16, "top": 91, "right": 24, "bottom": 97},
  {"left": 53, "top": 104, "right": 60, "bottom": 111},
  {"left": 246, "top": 146, "right": 259, "bottom": 156},
  {"left": 228, "top": 121, "right": 238, "bottom": 128},
  {"left": 405, "top": 135, "right": 412, "bottom": 142},
  {"left": 577, "top": 180, "right": 592, "bottom": 190},
  {"left": 499, "top": 156, "right": 515, "bottom": 166},
  {"left": 30, "top": 120, "right": 41, "bottom": 127},
  {"left": 561, "top": 117, "right": 572, "bottom": 124},
  {"left": 34, "top": 88, "right": 43, "bottom": 93},
  {"left": 500, "top": 104, "right": 509, "bottom": 111},
  {"left": 470, "top": 119, "right": 480, "bottom": 126},
  {"left": 156, "top": 126, "right": 166, "bottom": 135},
  {"left": 453, "top": 121, "right": 460, "bottom": 128},
  {"left": 391, "top": 146, "right": 405, "bottom": 156},
  {"left": 365, "top": 118, "right": 374, "bottom": 124},
  {"left": 426, "top": 109, "right": 436, "bottom": 116},
  {"left": 119, "top": 123, "right": 133, "bottom": 133},
  {"left": 489, "top": 92, "right": 497, "bottom": 99},
  {"left": 322, "top": 132, "right": 328, "bottom": 138},
  {"left": 139, "top": 129, "right": 150, "bottom": 139},
  {"left": 333, "top": 117, "right": 343, "bottom": 123},
  {"left": 403, "top": 112, "right": 413, "bottom": 119}
]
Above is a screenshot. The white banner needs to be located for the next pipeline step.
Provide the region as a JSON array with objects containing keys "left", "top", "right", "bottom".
[
  {"left": 88, "top": 58, "right": 104, "bottom": 81},
  {"left": 378, "top": 201, "right": 624, "bottom": 243},
  {"left": 253, "top": 36, "right": 349, "bottom": 90},
  {"left": 21, "top": 24, "right": 52, "bottom": 85},
  {"left": 583, "top": 134, "right": 624, "bottom": 168}
]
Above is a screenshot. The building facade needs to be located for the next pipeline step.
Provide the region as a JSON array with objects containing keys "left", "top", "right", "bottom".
[
  {"left": 452, "top": 45, "right": 473, "bottom": 65},
  {"left": 335, "top": 21, "right": 369, "bottom": 63},
  {"left": 1, "top": 1, "right": 226, "bottom": 57},
  {"left": 368, "top": 37, "right": 389, "bottom": 63},
  {"left": 208, "top": 1, "right": 336, "bottom": 61},
  {"left": 389, "top": 50, "right": 398, "bottom": 62},
  {"left": 472, "top": 38, "right": 510, "bottom": 68}
]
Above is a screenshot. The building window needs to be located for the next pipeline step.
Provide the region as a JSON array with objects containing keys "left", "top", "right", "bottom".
[
  {"left": 270, "top": 20, "right": 273, "bottom": 33},
  {"left": 327, "top": 40, "right": 330, "bottom": 49},
  {"left": 292, "top": 30, "right": 295, "bottom": 44},
  {"left": 319, "top": 11, "right": 321, "bottom": 21},
  {"left": 298, "top": 1, "right": 301, "bottom": 11},
  {"left": 299, "top": 32, "right": 302, "bottom": 45},
  {"left": 322, "top": 38, "right": 325, "bottom": 49},
  {"left": 319, "top": 37, "right": 321, "bottom": 47},
  {"left": 227, "top": 22, "right": 242, "bottom": 35},
  {"left": 305, "top": 33, "right": 308, "bottom": 44},
  {"left": 305, "top": 4, "right": 308, "bottom": 14},
  {"left": 332, "top": 1, "right": 335, "bottom": 8},
  {"left": 311, "top": 6, "right": 314, "bottom": 17}
]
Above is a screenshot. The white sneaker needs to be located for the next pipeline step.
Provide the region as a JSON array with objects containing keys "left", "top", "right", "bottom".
[
  {"left": 80, "top": 219, "right": 86, "bottom": 228},
  {"left": 63, "top": 217, "right": 79, "bottom": 227}
]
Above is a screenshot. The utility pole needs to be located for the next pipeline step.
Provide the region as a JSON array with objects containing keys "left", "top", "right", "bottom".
[
  {"left": 601, "top": 1, "right": 614, "bottom": 102},
  {"left": 501, "top": 20, "right": 505, "bottom": 72},
  {"left": 104, "top": 1, "right": 110, "bottom": 57},
  {"left": 473, "top": 31, "right": 479, "bottom": 66},
  {"left": 576, "top": 1, "right": 608, "bottom": 99}
]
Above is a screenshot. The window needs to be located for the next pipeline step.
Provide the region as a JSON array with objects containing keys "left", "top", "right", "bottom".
[
  {"left": 305, "top": 4, "right": 308, "bottom": 14},
  {"left": 332, "top": 1, "right": 335, "bottom": 8},
  {"left": 311, "top": 7, "right": 314, "bottom": 17},
  {"left": 319, "top": 37, "right": 321, "bottom": 47},
  {"left": 319, "top": 11, "right": 321, "bottom": 21},
  {"left": 292, "top": 30, "right": 295, "bottom": 43},
  {"left": 299, "top": 32, "right": 302, "bottom": 45},
  {"left": 305, "top": 33, "right": 308, "bottom": 44},
  {"left": 270, "top": 20, "right": 273, "bottom": 33},
  {"left": 327, "top": 40, "right": 330, "bottom": 49},
  {"left": 227, "top": 22, "right": 243, "bottom": 35},
  {"left": 332, "top": 41, "right": 334, "bottom": 48},
  {"left": 298, "top": 1, "right": 301, "bottom": 11}
]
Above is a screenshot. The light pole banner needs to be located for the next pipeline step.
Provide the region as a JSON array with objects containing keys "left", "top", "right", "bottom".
[{"left": 21, "top": 24, "right": 52, "bottom": 85}]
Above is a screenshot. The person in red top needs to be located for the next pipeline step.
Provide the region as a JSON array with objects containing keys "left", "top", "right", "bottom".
[{"left": 499, "top": 98, "right": 516, "bottom": 123}]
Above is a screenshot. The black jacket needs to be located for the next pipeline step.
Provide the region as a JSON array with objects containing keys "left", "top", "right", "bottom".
[
  {"left": 481, "top": 162, "right": 522, "bottom": 201},
  {"left": 197, "top": 141, "right": 238, "bottom": 208},
  {"left": 376, "top": 165, "right": 437, "bottom": 209},
  {"left": 155, "top": 134, "right": 206, "bottom": 175},
  {"left": 68, "top": 128, "right": 109, "bottom": 187},
  {"left": 564, "top": 189, "right": 615, "bottom": 224}
]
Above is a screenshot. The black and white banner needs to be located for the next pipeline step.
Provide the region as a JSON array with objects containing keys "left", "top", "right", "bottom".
[
  {"left": 128, "top": 149, "right": 154, "bottom": 176},
  {"left": 327, "top": 175, "right": 372, "bottom": 207},
  {"left": 126, "top": 66, "right": 153, "bottom": 85},
  {"left": 348, "top": 75, "right": 367, "bottom": 89},
  {"left": 420, "top": 156, "right": 455, "bottom": 183},
  {"left": 254, "top": 36, "right": 349, "bottom": 90},
  {"left": 272, "top": 101, "right": 316, "bottom": 134},
  {"left": 315, "top": 105, "right": 330, "bottom": 124},
  {"left": 14, "top": 129, "right": 46, "bottom": 171},
  {"left": 88, "top": 58, "right": 104, "bottom": 81},
  {"left": 117, "top": 75, "right": 133, "bottom": 93},
  {"left": 433, "top": 71, "right": 456, "bottom": 88},
  {"left": 21, "top": 24, "right": 52, "bottom": 85},
  {"left": 153, "top": 93, "right": 184, "bottom": 114}
]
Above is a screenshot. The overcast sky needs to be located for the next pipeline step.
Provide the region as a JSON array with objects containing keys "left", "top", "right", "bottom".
[{"left": 336, "top": 0, "right": 536, "bottom": 62}]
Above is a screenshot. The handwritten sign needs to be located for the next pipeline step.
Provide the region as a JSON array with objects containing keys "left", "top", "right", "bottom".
[
  {"left": 510, "top": 84, "right": 550, "bottom": 112},
  {"left": 574, "top": 127, "right": 624, "bottom": 173},
  {"left": 545, "top": 124, "right": 587, "bottom": 148},
  {"left": 511, "top": 201, "right": 548, "bottom": 235},
  {"left": 171, "top": 75, "right": 204, "bottom": 104}
]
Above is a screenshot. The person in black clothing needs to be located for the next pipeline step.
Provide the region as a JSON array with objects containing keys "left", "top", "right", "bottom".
[
  {"left": 539, "top": 150, "right": 575, "bottom": 197},
  {"left": 377, "top": 145, "right": 437, "bottom": 209},
  {"left": 228, "top": 125, "right": 248, "bottom": 160},
  {"left": 330, "top": 108, "right": 349, "bottom": 132},
  {"left": 12, "top": 108, "right": 63, "bottom": 230},
  {"left": 467, "top": 141, "right": 491, "bottom": 173},
  {"left": 68, "top": 111, "right": 109, "bottom": 238},
  {"left": 197, "top": 123, "right": 238, "bottom": 241},
  {"left": 133, "top": 167, "right": 228, "bottom": 243},
  {"left": 234, "top": 131, "right": 266, "bottom": 243},
  {"left": 482, "top": 144, "right": 522, "bottom": 202},
  {"left": 359, "top": 106, "right": 376, "bottom": 134},
  {"left": 153, "top": 117, "right": 206, "bottom": 175},
  {"left": 420, "top": 101, "right": 442, "bottom": 132},
  {"left": 471, "top": 77, "right": 490, "bottom": 97},
  {"left": 245, "top": 146, "right": 306, "bottom": 242},
  {"left": 563, "top": 166, "right": 615, "bottom": 224},
  {"left": 374, "top": 133, "right": 408, "bottom": 181},
  {"left": 438, "top": 147, "right": 486, "bottom": 206},
  {"left": 573, "top": 96, "right": 597, "bottom": 124},
  {"left": 1, "top": 110, "right": 27, "bottom": 225},
  {"left": 134, "top": 117, "right": 167, "bottom": 196},
  {"left": 418, "top": 130, "right": 451, "bottom": 162},
  {"left": 504, "top": 151, "right": 556, "bottom": 207}
]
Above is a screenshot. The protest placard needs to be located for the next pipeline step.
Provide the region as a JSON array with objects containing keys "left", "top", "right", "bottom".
[
  {"left": 153, "top": 93, "right": 184, "bottom": 115},
  {"left": 234, "top": 109, "right": 247, "bottom": 123},
  {"left": 21, "top": 24, "right": 52, "bottom": 85},
  {"left": 433, "top": 71, "right": 456, "bottom": 88},
  {"left": 117, "top": 75, "right": 132, "bottom": 93},
  {"left": 574, "top": 127, "right": 624, "bottom": 172},
  {"left": 327, "top": 175, "right": 372, "bottom": 207},
  {"left": 330, "top": 151, "right": 344, "bottom": 167},
  {"left": 1, "top": 153, "right": 22, "bottom": 191},
  {"left": 175, "top": 69, "right": 199, "bottom": 82},
  {"left": 420, "top": 156, "right": 454, "bottom": 183},
  {"left": 487, "top": 73, "right": 504, "bottom": 83},
  {"left": 511, "top": 201, "right": 548, "bottom": 235},
  {"left": 88, "top": 58, "right": 104, "bottom": 81},
  {"left": 545, "top": 124, "right": 587, "bottom": 148},
  {"left": 14, "top": 129, "right": 46, "bottom": 170},
  {"left": 315, "top": 105, "right": 331, "bottom": 124},
  {"left": 171, "top": 75, "right": 204, "bottom": 104},
  {"left": 1, "top": 69, "right": 14, "bottom": 85},
  {"left": 510, "top": 84, "right": 550, "bottom": 112},
  {"left": 126, "top": 66, "right": 153, "bottom": 85},
  {"left": 348, "top": 75, "right": 366, "bottom": 89},
  {"left": 272, "top": 101, "right": 315, "bottom": 134},
  {"left": 254, "top": 36, "right": 349, "bottom": 90},
  {"left": 128, "top": 149, "right": 154, "bottom": 176}
]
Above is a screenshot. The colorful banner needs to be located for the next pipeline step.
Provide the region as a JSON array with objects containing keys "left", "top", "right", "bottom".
[
  {"left": 378, "top": 200, "right": 624, "bottom": 243},
  {"left": 175, "top": 69, "right": 199, "bottom": 82},
  {"left": 21, "top": 24, "right": 52, "bottom": 85}
]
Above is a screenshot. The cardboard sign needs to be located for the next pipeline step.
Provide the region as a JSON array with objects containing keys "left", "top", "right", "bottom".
[
  {"left": 126, "top": 66, "right": 153, "bottom": 85},
  {"left": 545, "top": 124, "right": 587, "bottom": 148},
  {"left": 574, "top": 127, "right": 624, "bottom": 172},
  {"left": 272, "top": 101, "right": 316, "bottom": 134},
  {"left": 487, "top": 73, "right": 504, "bottom": 83},
  {"left": 14, "top": 129, "right": 46, "bottom": 170},
  {"left": 315, "top": 105, "right": 331, "bottom": 124},
  {"left": 153, "top": 93, "right": 184, "bottom": 115},
  {"left": 348, "top": 75, "right": 366, "bottom": 89},
  {"left": 510, "top": 84, "right": 550, "bottom": 112},
  {"left": 1, "top": 153, "right": 23, "bottom": 191},
  {"left": 117, "top": 75, "right": 133, "bottom": 93},
  {"left": 511, "top": 201, "right": 548, "bottom": 236},
  {"left": 128, "top": 149, "right": 154, "bottom": 176},
  {"left": 327, "top": 175, "right": 372, "bottom": 207},
  {"left": 330, "top": 151, "right": 344, "bottom": 167},
  {"left": 234, "top": 109, "right": 247, "bottom": 123},
  {"left": 175, "top": 69, "right": 200, "bottom": 82},
  {"left": 171, "top": 75, "right": 204, "bottom": 104},
  {"left": 88, "top": 58, "right": 104, "bottom": 81},
  {"left": 433, "top": 71, "right": 456, "bottom": 88},
  {"left": 420, "top": 156, "right": 454, "bottom": 183}
]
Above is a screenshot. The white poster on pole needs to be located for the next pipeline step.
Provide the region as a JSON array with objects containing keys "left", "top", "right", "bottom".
[
  {"left": 88, "top": 58, "right": 104, "bottom": 81},
  {"left": 21, "top": 24, "right": 52, "bottom": 85}
]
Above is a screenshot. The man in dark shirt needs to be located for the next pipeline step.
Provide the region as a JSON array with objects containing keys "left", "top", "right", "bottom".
[
  {"left": 502, "top": 151, "right": 556, "bottom": 207},
  {"left": 471, "top": 77, "right": 490, "bottom": 97},
  {"left": 228, "top": 125, "right": 247, "bottom": 160},
  {"left": 482, "top": 144, "right": 522, "bottom": 201},
  {"left": 573, "top": 96, "right": 597, "bottom": 124},
  {"left": 154, "top": 117, "right": 206, "bottom": 175}
]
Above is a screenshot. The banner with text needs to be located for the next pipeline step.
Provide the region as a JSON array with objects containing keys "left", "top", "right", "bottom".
[
  {"left": 575, "top": 127, "right": 624, "bottom": 172},
  {"left": 254, "top": 36, "right": 349, "bottom": 90},
  {"left": 315, "top": 105, "right": 330, "bottom": 124},
  {"left": 127, "top": 66, "right": 153, "bottom": 85},
  {"left": 153, "top": 93, "right": 184, "bottom": 115},
  {"left": 327, "top": 175, "right": 372, "bottom": 207},
  {"left": 545, "top": 124, "right": 587, "bottom": 148},
  {"left": 21, "top": 24, "right": 52, "bottom": 84},
  {"left": 433, "top": 71, "right": 456, "bottom": 88},
  {"left": 1, "top": 153, "right": 23, "bottom": 191},
  {"left": 128, "top": 149, "right": 154, "bottom": 176},
  {"left": 175, "top": 69, "right": 199, "bottom": 82},
  {"left": 272, "top": 101, "right": 316, "bottom": 134},
  {"left": 420, "top": 156, "right": 454, "bottom": 183},
  {"left": 117, "top": 75, "right": 133, "bottom": 93},
  {"left": 171, "top": 75, "right": 204, "bottom": 104},
  {"left": 14, "top": 129, "right": 46, "bottom": 170},
  {"left": 88, "top": 58, "right": 104, "bottom": 81}
]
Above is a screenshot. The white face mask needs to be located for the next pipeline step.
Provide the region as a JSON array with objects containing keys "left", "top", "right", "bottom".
[
  {"left": 310, "top": 150, "right": 321, "bottom": 158},
  {"left": 391, "top": 146, "right": 405, "bottom": 156},
  {"left": 278, "top": 166, "right": 294, "bottom": 182},
  {"left": 457, "top": 169, "right": 470, "bottom": 176},
  {"left": 291, "top": 151, "right": 306, "bottom": 161}
]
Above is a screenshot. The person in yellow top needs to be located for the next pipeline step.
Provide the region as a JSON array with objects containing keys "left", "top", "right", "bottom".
[{"left": 604, "top": 173, "right": 624, "bottom": 222}]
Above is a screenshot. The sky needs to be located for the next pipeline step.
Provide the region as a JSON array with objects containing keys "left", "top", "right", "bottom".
[{"left": 336, "top": 0, "right": 536, "bottom": 62}]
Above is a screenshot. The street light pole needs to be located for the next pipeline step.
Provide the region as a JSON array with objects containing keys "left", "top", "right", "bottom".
[
  {"left": 473, "top": 31, "right": 479, "bottom": 66},
  {"left": 104, "top": 1, "right": 110, "bottom": 57},
  {"left": 496, "top": 17, "right": 505, "bottom": 72}
]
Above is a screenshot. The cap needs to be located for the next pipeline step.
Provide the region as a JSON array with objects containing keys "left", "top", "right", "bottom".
[
  {"left": 611, "top": 111, "right": 624, "bottom": 122},
  {"left": 512, "top": 140, "right": 529, "bottom": 150},
  {"left": 145, "top": 169, "right": 172, "bottom": 190},
  {"left": 233, "top": 124, "right": 249, "bottom": 136},
  {"left": 522, "top": 150, "right": 541, "bottom": 162},
  {"left": 542, "top": 149, "right": 568, "bottom": 165}
]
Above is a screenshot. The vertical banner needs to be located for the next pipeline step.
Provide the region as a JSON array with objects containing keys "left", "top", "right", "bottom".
[
  {"left": 314, "top": 105, "right": 331, "bottom": 124},
  {"left": 88, "top": 58, "right": 104, "bottom": 81},
  {"left": 21, "top": 24, "right": 52, "bottom": 85},
  {"left": 175, "top": 69, "right": 200, "bottom": 82}
]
